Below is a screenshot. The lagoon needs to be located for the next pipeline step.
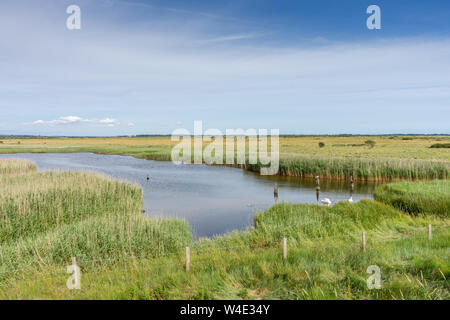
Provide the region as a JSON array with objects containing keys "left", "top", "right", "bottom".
[{"left": 0, "top": 152, "right": 376, "bottom": 238}]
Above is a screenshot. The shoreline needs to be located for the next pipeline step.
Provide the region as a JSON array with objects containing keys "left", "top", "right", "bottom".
[{"left": 0, "top": 147, "right": 448, "bottom": 182}]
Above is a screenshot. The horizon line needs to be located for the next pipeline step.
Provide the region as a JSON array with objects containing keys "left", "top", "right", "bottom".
[{"left": 1, "top": 133, "right": 449, "bottom": 138}]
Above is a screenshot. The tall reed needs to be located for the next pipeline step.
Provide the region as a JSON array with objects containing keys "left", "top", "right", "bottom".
[
  {"left": 374, "top": 180, "right": 450, "bottom": 216},
  {"left": 0, "top": 159, "right": 36, "bottom": 175},
  {"left": 0, "top": 215, "right": 192, "bottom": 274},
  {"left": 247, "top": 156, "right": 449, "bottom": 180},
  {"left": 0, "top": 167, "right": 143, "bottom": 243}
]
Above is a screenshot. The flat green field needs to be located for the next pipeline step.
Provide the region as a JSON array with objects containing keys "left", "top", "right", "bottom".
[
  {"left": 0, "top": 159, "right": 448, "bottom": 299},
  {"left": 0, "top": 136, "right": 449, "bottom": 180}
]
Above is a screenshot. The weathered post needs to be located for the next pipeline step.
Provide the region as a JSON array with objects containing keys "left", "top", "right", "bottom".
[
  {"left": 185, "top": 247, "right": 190, "bottom": 272},
  {"left": 274, "top": 183, "right": 279, "bottom": 199},
  {"left": 428, "top": 224, "right": 432, "bottom": 240},
  {"left": 283, "top": 237, "right": 287, "bottom": 260},
  {"left": 315, "top": 176, "right": 320, "bottom": 203},
  {"left": 362, "top": 232, "right": 366, "bottom": 252}
]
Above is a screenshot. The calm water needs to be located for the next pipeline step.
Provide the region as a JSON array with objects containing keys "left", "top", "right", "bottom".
[{"left": 0, "top": 153, "right": 376, "bottom": 238}]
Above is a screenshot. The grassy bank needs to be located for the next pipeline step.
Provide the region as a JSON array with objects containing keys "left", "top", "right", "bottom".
[
  {"left": 1, "top": 201, "right": 448, "bottom": 300},
  {"left": 0, "top": 136, "right": 449, "bottom": 180},
  {"left": 374, "top": 180, "right": 450, "bottom": 217},
  {"left": 0, "top": 159, "right": 448, "bottom": 299}
]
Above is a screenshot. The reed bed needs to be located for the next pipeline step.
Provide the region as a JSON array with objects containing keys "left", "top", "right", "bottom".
[
  {"left": 246, "top": 156, "right": 449, "bottom": 180},
  {"left": 0, "top": 215, "right": 192, "bottom": 274},
  {"left": 374, "top": 180, "right": 450, "bottom": 216},
  {"left": 0, "top": 167, "right": 143, "bottom": 243},
  {"left": 0, "top": 159, "right": 37, "bottom": 175}
]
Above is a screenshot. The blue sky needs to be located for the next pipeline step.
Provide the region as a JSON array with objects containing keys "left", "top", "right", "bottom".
[{"left": 0, "top": 0, "right": 449, "bottom": 136}]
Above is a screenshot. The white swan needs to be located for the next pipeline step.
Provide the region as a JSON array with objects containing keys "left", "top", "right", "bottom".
[
  {"left": 348, "top": 196, "right": 353, "bottom": 203},
  {"left": 321, "top": 198, "right": 331, "bottom": 206}
]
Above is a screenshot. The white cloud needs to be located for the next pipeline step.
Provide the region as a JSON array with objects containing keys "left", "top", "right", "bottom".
[
  {"left": 32, "top": 116, "right": 84, "bottom": 125},
  {"left": 32, "top": 116, "right": 120, "bottom": 127},
  {"left": 99, "top": 118, "right": 120, "bottom": 125}
]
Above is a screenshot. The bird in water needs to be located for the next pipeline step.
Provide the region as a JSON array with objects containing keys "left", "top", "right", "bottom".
[
  {"left": 321, "top": 198, "right": 331, "bottom": 206},
  {"left": 146, "top": 175, "right": 150, "bottom": 181},
  {"left": 348, "top": 196, "right": 354, "bottom": 203}
]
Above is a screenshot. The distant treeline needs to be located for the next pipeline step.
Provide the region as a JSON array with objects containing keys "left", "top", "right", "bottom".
[{"left": 0, "top": 134, "right": 449, "bottom": 139}]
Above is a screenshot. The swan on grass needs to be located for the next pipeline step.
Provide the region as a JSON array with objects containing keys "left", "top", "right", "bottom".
[{"left": 321, "top": 198, "right": 331, "bottom": 206}]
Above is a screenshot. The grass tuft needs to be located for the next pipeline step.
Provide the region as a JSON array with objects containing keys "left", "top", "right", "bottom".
[{"left": 374, "top": 180, "right": 450, "bottom": 217}]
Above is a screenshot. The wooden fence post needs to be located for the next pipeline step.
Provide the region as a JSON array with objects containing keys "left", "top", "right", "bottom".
[
  {"left": 362, "top": 232, "right": 366, "bottom": 252},
  {"left": 283, "top": 237, "right": 287, "bottom": 260},
  {"left": 185, "top": 247, "right": 190, "bottom": 272},
  {"left": 428, "top": 224, "right": 432, "bottom": 240}
]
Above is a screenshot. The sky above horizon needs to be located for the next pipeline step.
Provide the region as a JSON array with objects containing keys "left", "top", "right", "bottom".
[{"left": 1, "top": 0, "right": 449, "bottom": 136}]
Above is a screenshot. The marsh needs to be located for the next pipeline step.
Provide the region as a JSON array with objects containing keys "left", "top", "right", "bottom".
[{"left": 0, "top": 152, "right": 375, "bottom": 238}]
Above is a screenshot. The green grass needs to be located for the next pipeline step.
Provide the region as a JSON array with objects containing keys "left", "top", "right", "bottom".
[
  {"left": 0, "top": 201, "right": 448, "bottom": 300},
  {"left": 251, "top": 200, "right": 437, "bottom": 245},
  {"left": 0, "top": 159, "right": 448, "bottom": 300},
  {"left": 374, "top": 180, "right": 450, "bottom": 217},
  {"left": 0, "top": 215, "right": 192, "bottom": 276}
]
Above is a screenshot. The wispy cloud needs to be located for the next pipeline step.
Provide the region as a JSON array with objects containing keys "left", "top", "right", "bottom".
[
  {"left": 196, "top": 33, "right": 269, "bottom": 44},
  {"left": 32, "top": 116, "right": 120, "bottom": 127}
]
